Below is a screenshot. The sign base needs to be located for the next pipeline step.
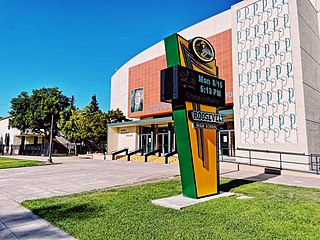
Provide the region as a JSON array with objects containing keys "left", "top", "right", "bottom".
[{"left": 151, "top": 192, "right": 235, "bottom": 210}]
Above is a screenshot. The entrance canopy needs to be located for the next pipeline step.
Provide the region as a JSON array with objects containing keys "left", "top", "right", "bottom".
[{"left": 108, "top": 116, "right": 174, "bottom": 128}]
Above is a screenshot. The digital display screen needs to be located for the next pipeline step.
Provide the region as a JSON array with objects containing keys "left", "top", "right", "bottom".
[{"left": 161, "top": 65, "right": 225, "bottom": 107}]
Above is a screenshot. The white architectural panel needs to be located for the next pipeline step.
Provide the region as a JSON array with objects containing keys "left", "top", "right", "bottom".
[{"left": 235, "top": 0, "right": 297, "bottom": 144}]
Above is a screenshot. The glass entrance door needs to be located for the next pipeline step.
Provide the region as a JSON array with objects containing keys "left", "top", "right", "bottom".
[
  {"left": 156, "top": 133, "right": 168, "bottom": 155},
  {"left": 140, "top": 134, "right": 152, "bottom": 153},
  {"left": 219, "top": 130, "right": 235, "bottom": 156}
]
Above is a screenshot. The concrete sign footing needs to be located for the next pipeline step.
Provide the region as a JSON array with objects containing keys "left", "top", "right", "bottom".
[{"left": 151, "top": 192, "right": 235, "bottom": 210}]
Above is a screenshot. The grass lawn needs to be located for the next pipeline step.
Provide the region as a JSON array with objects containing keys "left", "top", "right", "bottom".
[
  {"left": 0, "top": 157, "right": 45, "bottom": 169},
  {"left": 52, "top": 154, "right": 75, "bottom": 157},
  {"left": 22, "top": 179, "right": 320, "bottom": 240}
]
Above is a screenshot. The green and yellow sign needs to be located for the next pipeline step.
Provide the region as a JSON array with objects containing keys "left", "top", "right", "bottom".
[{"left": 161, "top": 34, "right": 225, "bottom": 199}]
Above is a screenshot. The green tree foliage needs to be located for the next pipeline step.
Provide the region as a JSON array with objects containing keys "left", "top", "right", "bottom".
[
  {"left": 84, "top": 111, "right": 109, "bottom": 147},
  {"left": 9, "top": 91, "right": 30, "bottom": 133},
  {"left": 61, "top": 103, "right": 128, "bottom": 152},
  {"left": 106, "top": 108, "right": 128, "bottom": 123},
  {"left": 61, "top": 109, "right": 108, "bottom": 151},
  {"left": 59, "top": 95, "right": 76, "bottom": 131},
  {"left": 85, "top": 94, "right": 100, "bottom": 113},
  {"left": 60, "top": 109, "right": 84, "bottom": 144},
  {"left": 9, "top": 87, "right": 71, "bottom": 139}
]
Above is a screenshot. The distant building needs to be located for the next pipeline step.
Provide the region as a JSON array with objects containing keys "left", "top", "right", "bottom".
[
  {"left": 0, "top": 116, "right": 21, "bottom": 153},
  {"left": 0, "top": 116, "right": 70, "bottom": 156}
]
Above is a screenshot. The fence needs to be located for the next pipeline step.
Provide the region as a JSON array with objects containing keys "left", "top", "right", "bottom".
[
  {"left": 1, "top": 143, "right": 76, "bottom": 156},
  {"left": 0, "top": 144, "right": 10, "bottom": 155},
  {"left": 219, "top": 147, "right": 319, "bottom": 175}
]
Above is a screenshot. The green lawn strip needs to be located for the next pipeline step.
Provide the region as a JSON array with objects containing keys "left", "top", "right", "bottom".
[
  {"left": 52, "top": 154, "right": 75, "bottom": 157},
  {"left": 22, "top": 179, "right": 320, "bottom": 240},
  {"left": 0, "top": 157, "right": 45, "bottom": 169}
]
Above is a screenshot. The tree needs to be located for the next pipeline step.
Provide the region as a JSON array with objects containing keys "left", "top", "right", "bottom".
[
  {"left": 61, "top": 109, "right": 107, "bottom": 152},
  {"left": 85, "top": 94, "right": 100, "bottom": 113},
  {"left": 106, "top": 108, "right": 128, "bottom": 123},
  {"left": 9, "top": 87, "right": 71, "bottom": 139},
  {"left": 60, "top": 105, "right": 128, "bottom": 153},
  {"left": 8, "top": 91, "right": 30, "bottom": 133},
  {"left": 84, "top": 111, "right": 108, "bottom": 149},
  {"left": 59, "top": 95, "right": 76, "bottom": 131},
  {"left": 60, "top": 109, "right": 87, "bottom": 155}
]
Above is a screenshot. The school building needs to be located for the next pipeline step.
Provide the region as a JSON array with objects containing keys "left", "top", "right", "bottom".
[{"left": 107, "top": 0, "right": 320, "bottom": 172}]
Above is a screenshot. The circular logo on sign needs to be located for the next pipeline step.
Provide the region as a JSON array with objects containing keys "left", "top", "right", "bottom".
[{"left": 189, "top": 37, "right": 215, "bottom": 63}]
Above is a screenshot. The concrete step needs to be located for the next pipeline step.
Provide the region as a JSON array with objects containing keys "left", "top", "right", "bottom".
[
  {"left": 168, "top": 156, "right": 179, "bottom": 164},
  {"left": 116, "top": 155, "right": 179, "bottom": 164},
  {"left": 148, "top": 156, "right": 165, "bottom": 163},
  {"left": 117, "top": 155, "right": 127, "bottom": 161},
  {"left": 131, "top": 156, "right": 145, "bottom": 162}
]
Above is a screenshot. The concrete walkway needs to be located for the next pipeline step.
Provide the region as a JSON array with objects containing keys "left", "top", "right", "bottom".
[
  {"left": 1, "top": 156, "right": 320, "bottom": 239},
  {"left": 220, "top": 163, "right": 320, "bottom": 189},
  {"left": 0, "top": 157, "right": 179, "bottom": 239}
]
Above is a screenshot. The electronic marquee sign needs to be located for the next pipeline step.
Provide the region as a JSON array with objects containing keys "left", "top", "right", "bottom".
[
  {"left": 161, "top": 34, "right": 226, "bottom": 199},
  {"left": 161, "top": 65, "right": 225, "bottom": 107}
]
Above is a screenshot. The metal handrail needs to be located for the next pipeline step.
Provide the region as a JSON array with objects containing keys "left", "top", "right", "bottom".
[
  {"left": 164, "top": 150, "right": 178, "bottom": 164},
  {"left": 237, "top": 147, "right": 305, "bottom": 156},
  {"left": 127, "top": 148, "right": 144, "bottom": 162},
  {"left": 111, "top": 148, "right": 128, "bottom": 160},
  {"left": 219, "top": 147, "right": 320, "bottom": 175},
  {"left": 144, "top": 148, "right": 162, "bottom": 163}
]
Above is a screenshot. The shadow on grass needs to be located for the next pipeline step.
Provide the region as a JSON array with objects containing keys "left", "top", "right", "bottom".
[
  {"left": 24, "top": 202, "right": 100, "bottom": 221},
  {"left": 220, "top": 173, "right": 278, "bottom": 192},
  {"left": 220, "top": 179, "right": 253, "bottom": 192}
]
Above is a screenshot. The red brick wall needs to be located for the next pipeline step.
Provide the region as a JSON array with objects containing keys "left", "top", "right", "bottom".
[
  {"left": 128, "top": 55, "right": 171, "bottom": 118},
  {"left": 128, "top": 29, "right": 233, "bottom": 118}
]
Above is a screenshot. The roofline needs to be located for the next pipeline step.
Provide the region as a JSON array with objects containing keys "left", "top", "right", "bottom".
[{"left": 0, "top": 116, "right": 12, "bottom": 121}]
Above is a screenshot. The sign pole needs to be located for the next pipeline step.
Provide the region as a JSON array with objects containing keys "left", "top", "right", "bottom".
[{"left": 47, "top": 114, "right": 54, "bottom": 164}]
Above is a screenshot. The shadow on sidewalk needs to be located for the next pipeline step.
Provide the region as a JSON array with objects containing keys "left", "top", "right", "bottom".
[{"left": 220, "top": 173, "right": 278, "bottom": 192}]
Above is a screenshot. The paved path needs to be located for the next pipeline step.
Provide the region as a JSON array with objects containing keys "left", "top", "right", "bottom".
[
  {"left": 1, "top": 156, "right": 320, "bottom": 239},
  {"left": 0, "top": 157, "right": 180, "bottom": 239},
  {"left": 221, "top": 168, "right": 320, "bottom": 189}
]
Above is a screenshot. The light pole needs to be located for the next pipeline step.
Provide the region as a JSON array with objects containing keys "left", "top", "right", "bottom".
[{"left": 47, "top": 114, "right": 54, "bottom": 164}]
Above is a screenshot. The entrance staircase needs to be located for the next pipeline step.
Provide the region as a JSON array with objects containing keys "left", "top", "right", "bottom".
[{"left": 117, "top": 155, "right": 179, "bottom": 164}]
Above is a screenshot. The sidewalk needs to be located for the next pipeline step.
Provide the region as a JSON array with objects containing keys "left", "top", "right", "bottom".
[
  {"left": 0, "top": 193, "right": 74, "bottom": 239},
  {"left": 1, "top": 156, "right": 320, "bottom": 239},
  {"left": 0, "top": 157, "right": 180, "bottom": 239},
  {"left": 220, "top": 162, "right": 320, "bottom": 189},
  {"left": 221, "top": 169, "right": 320, "bottom": 189}
]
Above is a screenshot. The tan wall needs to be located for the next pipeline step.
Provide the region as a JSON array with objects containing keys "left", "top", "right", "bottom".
[
  {"left": 117, "top": 126, "right": 139, "bottom": 152},
  {"left": 107, "top": 126, "right": 139, "bottom": 154},
  {"left": 24, "top": 136, "right": 44, "bottom": 145},
  {"left": 107, "top": 126, "right": 119, "bottom": 154}
]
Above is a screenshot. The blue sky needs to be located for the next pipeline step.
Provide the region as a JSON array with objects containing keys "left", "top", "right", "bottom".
[{"left": 0, "top": 0, "right": 241, "bottom": 117}]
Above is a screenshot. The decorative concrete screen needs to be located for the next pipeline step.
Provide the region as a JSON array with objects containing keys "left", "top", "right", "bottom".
[{"left": 235, "top": 0, "right": 297, "bottom": 144}]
